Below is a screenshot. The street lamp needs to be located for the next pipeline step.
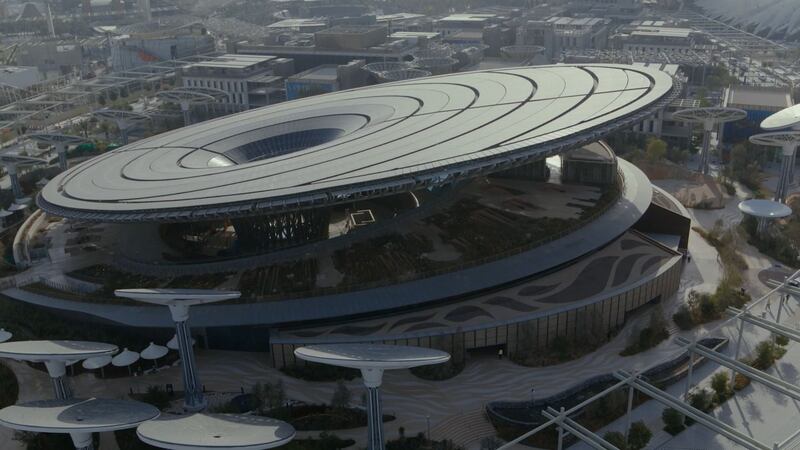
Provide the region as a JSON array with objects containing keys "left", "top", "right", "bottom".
[{"left": 426, "top": 414, "right": 431, "bottom": 440}]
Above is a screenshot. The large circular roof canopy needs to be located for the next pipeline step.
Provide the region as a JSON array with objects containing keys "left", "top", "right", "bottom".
[
  {"left": 762, "top": 104, "right": 800, "bottom": 131},
  {"left": 39, "top": 64, "right": 677, "bottom": 222},
  {"left": 739, "top": 199, "right": 792, "bottom": 218},
  {"left": 137, "top": 413, "right": 295, "bottom": 449}
]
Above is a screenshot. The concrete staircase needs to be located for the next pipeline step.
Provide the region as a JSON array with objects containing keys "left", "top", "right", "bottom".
[{"left": 430, "top": 407, "right": 497, "bottom": 448}]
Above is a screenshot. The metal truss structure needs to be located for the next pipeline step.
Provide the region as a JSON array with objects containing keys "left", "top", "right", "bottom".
[{"left": 497, "top": 269, "right": 800, "bottom": 450}]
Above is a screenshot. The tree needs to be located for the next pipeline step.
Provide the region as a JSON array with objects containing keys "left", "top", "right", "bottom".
[
  {"left": 603, "top": 431, "right": 627, "bottom": 449},
  {"left": 268, "top": 379, "right": 285, "bottom": 408},
  {"left": 688, "top": 388, "right": 712, "bottom": 413},
  {"left": 710, "top": 372, "right": 730, "bottom": 402},
  {"left": 645, "top": 137, "right": 667, "bottom": 162},
  {"left": 627, "top": 421, "right": 652, "bottom": 450},
  {"left": 662, "top": 407, "right": 685, "bottom": 434},
  {"left": 330, "top": 380, "right": 351, "bottom": 408}
]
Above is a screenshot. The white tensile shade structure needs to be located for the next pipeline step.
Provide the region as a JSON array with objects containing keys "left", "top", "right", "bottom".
[
  {"left": 378, "top": 68, "right": 431, "bottom": 83},
  {"left": 0, "top": 328, "right": 11, "bottom": 343},
  {"left": 0, "top": 340, "right": 117, "bottom": 400},
  {"left": 157, "top": 88, "right": 226, "bottom": 126},
  {"left": 81, "top": 355, "right": 111, "bottom": 370},
  {"left": 749, "top": 131, "right": 800, "bottom": 203},
  {"left": 26, "top": 133, "right": 86, "bottom": 171},
  {"left": 141, "top": 342, "right": 168, "bottom": 370},
  {"left": 294, "top": 344, "right": 450, "bottom": 450},
  {"left": 92, "top": 109, "right": 150, "bottom": 145},
  {"left": 136, "top": 413, "right": 295, "bottom": 450},
  {"left": 671, "top": 107, "right": 746, "bottom": 175},
  {"left": 82, "top": 355, "right": 112, "bottom": 378},
  {"left": 500, "top": 45, "right": 545, "bottom": 65},
  {"left": 112, "top": 347, "right": 140, "bottom": 375},
  {"left": 0, "top": 398, "right": 159, "bottom": 450},
  {"left": 739, "top": 199, "right": 792, "bottom": 236},
  {"left": 115, "top": 289, "right": 241, "bottom": 411},
  {"left": 167, "top": 334, "right": 195, "bottom": 350},
  {"left": 0, "top": 154, "right": 47, "bottom": 199}
]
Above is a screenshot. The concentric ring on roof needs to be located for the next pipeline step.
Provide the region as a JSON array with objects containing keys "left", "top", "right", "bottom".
[{"left": 38, "top": 64, "right": 677, "bottom": 222}]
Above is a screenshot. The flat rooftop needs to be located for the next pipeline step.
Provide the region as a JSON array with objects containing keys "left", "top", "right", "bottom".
[
  {"left": 289, "top": 65, "right": 338, "bottom": 81},
  {"left": 186, "top": 54, "right": 276, "bottom": 70},
  {"left": 725, "top": 85, "right": 793, "bottom": 110}
]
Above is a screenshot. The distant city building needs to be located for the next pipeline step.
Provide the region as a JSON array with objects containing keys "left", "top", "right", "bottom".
[
  {"left": 180, "top": 54, "right": 294, "bottom": 109},
  {"left": 15, "top": 40, "right": 83, "bottom": 75},
  {"left": 232, "top": 25, "right": 417, "bottom": 72},
  {"left": 722, "top": 85, "right": 794, "bottom": 144},
  {"left": 266, "top": 18, "right": 329, "bottom": 33},
  {"left": 434, "top": 13, "right": 500, "bottom": 36},
  {"left": 568, "top": 0, "right": 643, "bottom": 19},
  {"left": 110, "top": 23, "right": 214, "bottom": 71},
  {"left": 376, "top": 13, "right": 430, "bottom": 33},
  {"left": 549, "top": 17, "right": 610, "bottom": 52},
  {"left": 0, "top": 65, "right": 41, "bottom": 89},
  {"left": 617, "top": 24, "right": 697, "bottom": 53},
  {"left": 285, "top": 60, "right": 367, "bottom": 100}
]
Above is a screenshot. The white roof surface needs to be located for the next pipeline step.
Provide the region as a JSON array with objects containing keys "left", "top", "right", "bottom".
[
  {"left": 295, "top": 344, "right": 450, "bottom": 370},
  {"left": 137, "top": 413, "right": 295, "bottom": 449},
  {"left": 39, "top": 64, "right": 675, "bottom": 222}
]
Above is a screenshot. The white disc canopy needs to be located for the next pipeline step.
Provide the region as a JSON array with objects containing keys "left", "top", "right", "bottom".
[
  {"left": 738, "top": 199, "right": 792, "bottom": 219},
  {"left": 294, "top": 344, "right": 451, "bottom": 371},
  {"left": 749, "top": 131, "right": 800, "bottom": 151},
  {"left": 0, "top": 398, "right": 159, "bottom": 435},
  {"left": 671, "top": 107, "right": 747, "bottom": 128},
  {"left": 761, "top": 104, "right": 800, "bottom": 131},
  {"left": 0, "top": 340, "right": 118, "bottom": 363},
  {"left": 136, "top": 413, "right": 295, "bottom": 450}
]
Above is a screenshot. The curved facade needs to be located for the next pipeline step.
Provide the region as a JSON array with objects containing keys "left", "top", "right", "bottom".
[
  {"left": 38, "top": 64, "right": 676, "bottom": 222},
  {"left": 17, "top": 64, "right": 691, "bottom": 359}
]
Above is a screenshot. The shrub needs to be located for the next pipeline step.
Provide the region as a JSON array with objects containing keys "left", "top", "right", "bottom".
[
  {"left": 672, "top": 305, "right": 694, "bottom": 330},
  {"left": 688, "top": 388, "right": 712, "bottom": 413},
  {"left": 733, "top": 373, "right": 751, "bottom": 391},
  {"left": 662, "top": 407, "right": 685, "bottom": 435},
  {"left": 627, "top": 421, "right": 652, "bottom": 450},
  {"left": 753, "top": 341, "right": 779, "bottom": 370},
  {"left": 330, "top": 380, "right": 351, "bottom": 408},
  {"left": 603, "top": 431, "right": 627, "bottom": 449},
  {"left": 116, "top": 428, "right": 160, "bottom": 449},
  {"left": 283, "top": 432, "right": 355, "bottom": 450},
  {"left": 710, "top": 372, "right": 731, "bottom": 402},
  {"left": 140, "top": 385, "right": 171, "bottom": 410},
  {"left": 0, "top": 362, "right": 18, "bottom": 408},
  {"left": 281, "top": 363, "right": 358, "bottom": 382},
  {"left": 621, "top": 308, "right": 669, "bottom": 356},
  {"left": 776, "top": 334, "right": 790, "bottom": 346}
]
